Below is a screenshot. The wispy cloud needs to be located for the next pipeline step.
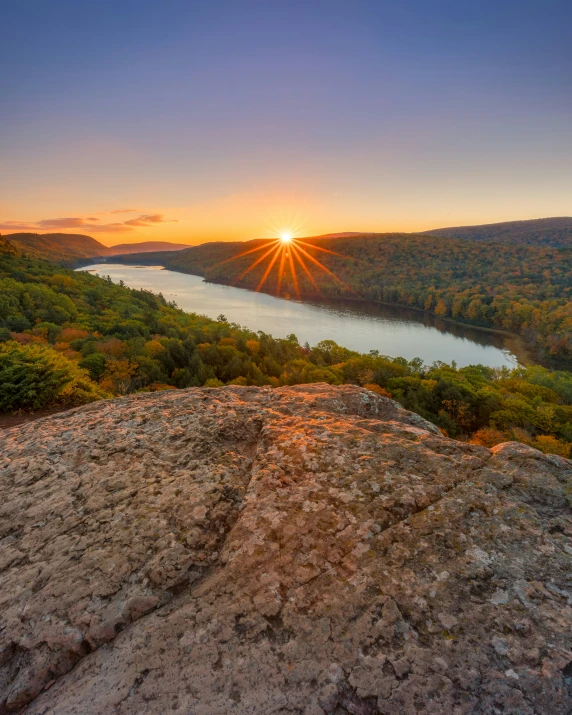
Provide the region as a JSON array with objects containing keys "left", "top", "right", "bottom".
[
  {"left": 37, "top": 217, "right": 97, "bottom": 230},
  {"left": 0, "top": 217, "right": 133, "bottom": 234},
  {"left": 110, "top": 208, "right": 138, "bottom": 214},
  {"left": 124, "top": 213, "right": 177, "bottom": 227},
  {"left": 0, "top": 212, "right": 177, "bottom": 234}
]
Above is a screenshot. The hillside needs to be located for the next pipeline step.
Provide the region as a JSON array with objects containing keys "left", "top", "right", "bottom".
[
  {"left": 0, "top": 235, "right": 20, "bottom": 257},
  {"left": 424, "top": 216, "right": 572, "bottom": 247},
  {"left": 107, "top": 240, "right": 191, "bottom": 254},
  {"left": 2, "top": 383, "right": 572, "bottom": 713},
  {"left": 4, "top": 232, "right": 110, "bottom": 263}
]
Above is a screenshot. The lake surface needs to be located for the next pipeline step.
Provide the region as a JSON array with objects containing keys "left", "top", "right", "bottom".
[{"left": 79, "top": 264, "right": 521, "bottom": 368}]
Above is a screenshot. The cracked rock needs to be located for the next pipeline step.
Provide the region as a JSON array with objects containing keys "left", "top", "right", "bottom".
[{"left": 1, "top": 383, "right": 571, "bottom": 713}]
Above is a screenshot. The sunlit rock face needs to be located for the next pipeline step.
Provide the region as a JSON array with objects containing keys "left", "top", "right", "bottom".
[{"left": 1, "top": 384, "right": 572, "bottom": 714}]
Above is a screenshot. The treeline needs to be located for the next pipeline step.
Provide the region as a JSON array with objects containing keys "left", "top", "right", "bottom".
[
  {"left": 422, "top": 216, "right": 572, "bottom": 247},
  {"left": 1, "top": 236, "right": 572, "bottom": 457},
  {"left": 157, "top": 233, "right": 572, "bottom": 368}
]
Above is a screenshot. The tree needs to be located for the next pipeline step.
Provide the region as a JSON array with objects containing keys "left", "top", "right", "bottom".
[
  {"left": 0, "top": 341, "right": 106, "bottom": 411},
  {"left": 434, "top": 298, "right": 448, "bottom": 316},
  {"left": 79, "top": 353, "right": 107, "bottom": 381},
  {"left": 99, "top": 359, "right": 138, "bottom": 395}
]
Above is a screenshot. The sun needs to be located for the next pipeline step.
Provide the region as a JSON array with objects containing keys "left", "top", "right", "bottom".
[{"left": 212, "top": 230, "right": 352, "bottom": 300}]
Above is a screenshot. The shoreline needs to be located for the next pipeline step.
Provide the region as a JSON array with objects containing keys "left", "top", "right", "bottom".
[
  {"left": 204, "top": 276, "right": 538, "bottom": 368},
  {"left": 81, "top": 261, "right": 539, "bottom": 368}
]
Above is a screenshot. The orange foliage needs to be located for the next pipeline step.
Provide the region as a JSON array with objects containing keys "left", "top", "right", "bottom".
[
  {"left": 99, "top": 359, "right": 138, "bottom": 395},
  {"left": 54, "top": 343, "right": 82, "bottom": 360},
  {"left": 434, "top": 298, "right": 448, "bottom": 316},
  {"left": 11, "top": 333, "right": 44, "bottom": 344},
  {"left": 144, "top": 339, "right": 166, "bottom": 357},
  {"left": 147, "top": 383, "right": 177, "bottom": 392},
  {"left": 97, "top": 338, "right": 126, "bottom": 358},
  {"left": 245, "top": 340, "right": 260, "bottom": 354},
  {"left": 470, "top": 428, "right": 508, "bottom": 448},
  {"left": 58, "top": 328, "right": 89, "bottom": 343},
  {"left": 363, "top": 383, "right": 392, "bottom": 398},
  {"left": 532, "top": 435, "right": 571, "bottom": 458}
]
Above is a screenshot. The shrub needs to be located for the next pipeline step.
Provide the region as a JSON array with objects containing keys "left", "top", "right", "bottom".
[
  {"left": 0, "top": 341, "right": 107, "bottom": 412},
  {"left": 470, "top": 427, "right": 509, "bottom": 448}
]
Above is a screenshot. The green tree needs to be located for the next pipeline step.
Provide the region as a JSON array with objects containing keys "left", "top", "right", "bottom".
[{"left": 0, "top": 341, "right": 107, "bottom": 411}]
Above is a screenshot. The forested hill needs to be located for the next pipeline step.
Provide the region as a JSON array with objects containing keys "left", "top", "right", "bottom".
[
  {"left": 115, "top": 232, "right": 572, "bottom": 368},
  {"left": 423, "top": 216, "right": 572, "bottom": 247},
  {"left": 5, "top": 232, "right": 110, "bottom": 264}
]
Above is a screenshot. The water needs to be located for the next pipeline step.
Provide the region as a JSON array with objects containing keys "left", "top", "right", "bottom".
[{"left": 79, "top": 264, "right": 521, "bottom": 368}]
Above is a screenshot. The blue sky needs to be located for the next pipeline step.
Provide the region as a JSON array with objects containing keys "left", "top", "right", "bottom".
[{"left": 1, "top": 0, "right": 571, "bottom": 244}]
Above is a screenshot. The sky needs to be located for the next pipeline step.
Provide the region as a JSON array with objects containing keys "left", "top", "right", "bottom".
[{"left": 1, "top": 0, "right": 571, "bottom": 246}]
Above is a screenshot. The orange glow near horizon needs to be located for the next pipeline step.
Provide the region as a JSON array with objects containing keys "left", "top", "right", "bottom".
[{"left": 6, "top": 190, "right": 563, "bottom": 248}]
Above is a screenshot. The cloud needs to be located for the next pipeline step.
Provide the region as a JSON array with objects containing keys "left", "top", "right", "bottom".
[
  {"left": 36, "top": 217, "right": 134, "bottom": 233},
  {"left": 0, "top": 211, "right": 177, "bottom": 235},
  {"left": 0, "top": 221, "right": 41, "bottom": 232},
  {"left": 37, "top": 217, "right": 90, "bottom": 229},
  {"left": 0, "top": 217, "right": 133, "bottom": 234},
  {"left": 110, "top": 208, "right": 138, "bottom": 214},
  {"left": 124, "top": 213, "right": 177, "bottom": 227}
]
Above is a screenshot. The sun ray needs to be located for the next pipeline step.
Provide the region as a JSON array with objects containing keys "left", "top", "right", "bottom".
[
  {"left": 232, "top": 241, "right": 281, "bottom": 284},
  {"left": 286, "top": 246, "right": 301, "bottom": 299},
  {"left": 276, "top": 244, "right": 287, "bottom": 296},
  {"left": 256, "top": 243, "right": 283, "bottom": 292},
  {"left": 293, "top": 243, "right": 355, "bottom": 293},
  {"left": 290, "top": 243, "right": 322, "bottom": 294},
  {"left": 264, "top": 207, "right": 308, "bottom": 242},
  {"left": 294, "top": 239, "right": 347, "bottom": 259},
  {"left": 214, "top": 239, "right": 279, "bottom": 268}
]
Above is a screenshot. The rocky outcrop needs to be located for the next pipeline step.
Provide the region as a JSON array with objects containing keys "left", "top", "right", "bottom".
[{"left": 1, "top": 384, "right": 571, "bottom": 714}]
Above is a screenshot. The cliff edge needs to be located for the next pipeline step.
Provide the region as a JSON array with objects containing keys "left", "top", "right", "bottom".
[{"left": 1, "top": 384, "right": 571, "bottom": 714}]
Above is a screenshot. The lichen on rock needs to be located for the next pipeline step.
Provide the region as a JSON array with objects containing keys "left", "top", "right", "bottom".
[{"left": 1, "top": 383, "right": 571, "bottom": 713}]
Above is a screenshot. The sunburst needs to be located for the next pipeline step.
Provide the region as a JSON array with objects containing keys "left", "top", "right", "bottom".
[{"left": 213, "top": 233, "right": 353, "bottom": 299}]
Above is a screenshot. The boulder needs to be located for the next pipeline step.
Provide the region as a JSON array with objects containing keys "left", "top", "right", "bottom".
[{"left": 1, "top": 384, "right": 571, "bottom": 713}]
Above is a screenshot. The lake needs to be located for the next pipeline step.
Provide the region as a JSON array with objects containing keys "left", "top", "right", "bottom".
[{"left": 79, "top": 263, "right": 522, "bottom": 368}]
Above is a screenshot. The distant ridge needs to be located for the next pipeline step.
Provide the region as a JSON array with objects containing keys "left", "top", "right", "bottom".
[
  {"left": 2, "top": 233, "right": 191, "bottom": 263},
  {"left": 423, "top": 217, "right": 572, "bottom": 247},
  {"left": 303, "top": 232, "right": 364, "bottom": 240},
  {"left": 5, "top": 217, "right": 572, "bottom": 266},
  {"left": 107, "top": 241, "right": 191, "bottom": 255},
  {"left": 4, "top": 232, "right": 110, "bottom": 264}
]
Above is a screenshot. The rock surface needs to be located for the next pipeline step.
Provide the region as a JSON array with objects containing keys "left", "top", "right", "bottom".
[{"left": 1, "top": 383, "right": 572, "bottom": 714}]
